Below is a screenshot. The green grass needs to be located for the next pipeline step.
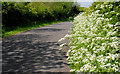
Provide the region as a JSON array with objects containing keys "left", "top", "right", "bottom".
[{"left": 2, "top": 19, "right": 73, "bottom": 38}]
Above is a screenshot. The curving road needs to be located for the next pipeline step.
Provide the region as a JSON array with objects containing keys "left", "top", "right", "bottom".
[{"left": 2, "top": 21, "right": 73, "bottom": 73}]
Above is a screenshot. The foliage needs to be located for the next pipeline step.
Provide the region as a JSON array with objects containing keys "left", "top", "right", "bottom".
[
  {"left": 2, "top": 2, "right": 82, "bottom": 35},
  {"left": 59, "top": 2, "right": 120, "bottom": 72}
]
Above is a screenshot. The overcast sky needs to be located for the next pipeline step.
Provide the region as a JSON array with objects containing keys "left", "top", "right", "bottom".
[
  {"left": 75, "top": 0, "right": 93, "bottom": 7},
  {"left": 78, "top": 2, "right": 93, "bottom": 7}
]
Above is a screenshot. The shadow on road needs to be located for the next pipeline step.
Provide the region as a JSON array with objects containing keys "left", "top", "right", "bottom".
[
  {"left": 2, "top": 34, "right": 68, "bottom": 72},
  {"left": 2, "top": 22, "right": 72, "bottom": 73}
]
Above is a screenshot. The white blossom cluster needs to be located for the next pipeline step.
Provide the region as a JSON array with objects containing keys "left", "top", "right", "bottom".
[{"left": 59, "top": 2, "right": 120, "bottom": 72}]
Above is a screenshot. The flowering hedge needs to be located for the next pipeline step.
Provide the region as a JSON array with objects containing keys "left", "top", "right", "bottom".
[{"left": 59, "top": 2, "right": 120, "bottom": 72}]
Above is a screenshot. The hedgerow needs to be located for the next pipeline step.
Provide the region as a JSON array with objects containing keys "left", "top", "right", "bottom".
[
  {"left": 2, "top": 2, "right": 81, "bottom": 29},
  {"left": 59, "top": 2, "right": 120, "bottom": 72}
]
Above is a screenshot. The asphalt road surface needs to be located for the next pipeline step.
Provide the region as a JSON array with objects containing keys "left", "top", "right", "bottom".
[{"left": 2, "top": 21, "right": 73, "bottom": 73}]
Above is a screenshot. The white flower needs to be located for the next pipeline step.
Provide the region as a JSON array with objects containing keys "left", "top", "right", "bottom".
[
  {"left": 107, "top": 24, "right": 114, "bottom": 28},
  {"left": 90, "top": 66, "right": 96, "bottom": 72},
  {"left": 100, "top": 5, "right": 104, "bottom": 8},
  {"left": 90, "top": 54, "right": 96, "bottom": 61},
  {"left": 111, "top": 31, "right": 117, "bottom": 35},
  {"left": 115, "top": 22, "right": 120, "bottom": 26},
  {"left": 105, "top": 63, "right": 111, "bottom": 66},
  {"left": 64, "top": 34, "right": 71, "bottom": 38},
  {"left": 110, "top": 42, "right": 118, "bottom": 49},
  {"left": 86, "top": 53, "right": 91, "bottom": 57},
  {"left": 96, "top": 4, "right": 100, "bottom": 8},
  {"left": 110, "top": 18, "right": 112, "bottom": 20},
  {"left": 60, "top": 43, "right": 66, "bottom": 48},
  {"left": 110, "top": 11, "right": 115, "bottom": 13},
  {"left": 95, "top": 10, "right": 100, "bottom": 13},
  {"left": 92, "top": 38, "right": 95, "bottom": 42},
  {"left": 78, "top": 55, "right": 82, "bottom": 59},
  {"left": 81, "top": 47, "right": 88, "bottom": 53},
  {"left": 96, "top": 37, "right": 102, "bottom": 40},
  {"left": 106, "top": 18, "right": 109, "bottom": 21},
  {"left": 70, "top": 69, "right": 76, "bottom": 72},
  {"left": 100, "top": 46, "right": 105, "bottom": 51},
  {"left": 78, "top": 37, "right": 84, "bottom": 41},
  {"left": 109, "top": 4, "right": 113, "bottom": 8},
  {"left": 116, "top": 13, "right": 119, "bottom": 16},
  {"left": 59, "top": 3, "right": 119, "bottom": 72},
  {"left": 107, "top": 31, "right": 112, "bottom": 36},
  {"left": 100, "top": 65, "right": 105, "bottom": 68},
  {"left": 83, "top": 58, "right": 89, "bottom": 63},
  {"left": 105, "top": 12, "right": 109, "bottom": 15},
  {"left": 58, "top": 37, "right": 65, "bottom": 42}
]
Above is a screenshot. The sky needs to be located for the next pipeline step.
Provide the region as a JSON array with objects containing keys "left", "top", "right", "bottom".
[
  {"left": 78, "top": 2, "right": 93, "bottom": 7},
  {"left": 75, "top": 0, "right": 94, "bottom": 7}
]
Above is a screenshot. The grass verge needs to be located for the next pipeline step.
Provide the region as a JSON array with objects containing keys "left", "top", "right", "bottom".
[{"left": 2, "top": 19, "right": 73, "bottom": 38}]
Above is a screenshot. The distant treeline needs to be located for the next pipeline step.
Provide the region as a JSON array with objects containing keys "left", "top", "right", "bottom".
[{"left": 2, "top": 2, "right": 85, "bottom": 30}]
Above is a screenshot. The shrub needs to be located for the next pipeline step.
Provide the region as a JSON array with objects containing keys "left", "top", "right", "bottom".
[
  {"left": 59, "top": 2, "right": 120, "bottom": 72},
  {"left": 2, "top": 2, "right": 81, "bottom": 28}
]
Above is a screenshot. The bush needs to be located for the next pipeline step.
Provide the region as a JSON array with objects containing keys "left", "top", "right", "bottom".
[
  {"left": 2, "top": 2, "right": 81, "bottom": 31},
  {"left": 59, "top": 2, "right": 120, "bottom": 72}
]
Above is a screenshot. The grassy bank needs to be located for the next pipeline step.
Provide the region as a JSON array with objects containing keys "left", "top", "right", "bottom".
[{"left": 2, "top": 18, "right": 73, "bottom": 38}]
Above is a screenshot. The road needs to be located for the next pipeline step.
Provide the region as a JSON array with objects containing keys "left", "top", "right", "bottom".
[{"left": 2, "top": 21, "right": 73, "bottom": 73}]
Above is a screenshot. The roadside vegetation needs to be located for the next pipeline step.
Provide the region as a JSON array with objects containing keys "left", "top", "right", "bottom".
[
  {"left": 2, "top": 2, "right": 86, "bottom": 37},
  {"left": 59, "top": 1, "right": 120, "bottom": 72}
]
